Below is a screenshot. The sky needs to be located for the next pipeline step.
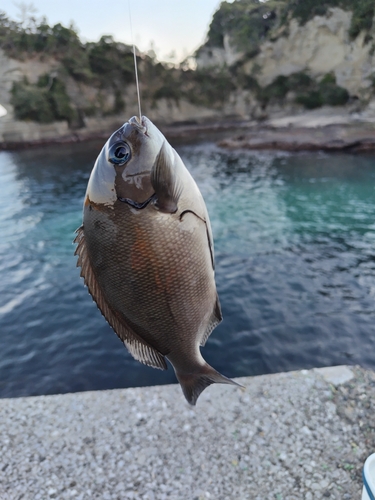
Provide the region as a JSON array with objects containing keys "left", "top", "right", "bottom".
[{"left": 1, "top": 0, "right": 233, "bottom": 62}]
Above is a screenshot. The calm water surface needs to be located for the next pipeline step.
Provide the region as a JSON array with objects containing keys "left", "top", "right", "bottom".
[{"left": 1, "top": 142, "right": 375, "bottom": 398}]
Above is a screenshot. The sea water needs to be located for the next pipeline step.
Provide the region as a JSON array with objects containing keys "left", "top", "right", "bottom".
[{"left": 1, "top": 141, "right": 375, "bottom": 397}]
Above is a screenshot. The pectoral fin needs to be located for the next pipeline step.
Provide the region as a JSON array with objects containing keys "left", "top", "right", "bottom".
[
  {"left": 74, "top": 226, "right": 167, "bottom": 370},
  {"left": 150, "top": 141, "right": 182, "bottom": 213}
]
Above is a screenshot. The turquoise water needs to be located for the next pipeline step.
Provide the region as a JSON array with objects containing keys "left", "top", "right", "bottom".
[{"left": 1, "top": 142, "right": 375, "bottom": 397}]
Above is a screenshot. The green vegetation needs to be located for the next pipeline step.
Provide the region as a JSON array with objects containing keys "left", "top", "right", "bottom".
[
  {"left": 0, "top": 10, "right": 142, "bottom": 124},
  {"left": 296, "top": 72, "right": 350, "bottom": 108},
  {"left": 184, "top": 69, "right": 236, "bottom": 107},
  {"left": 139, "top": 59, "right": 235, "bottom": 108},
  {"left": 87, "top": 36, "right": 136, "bottom": 85},
  {"left": 0, "top": 11, "right": 138, "bottom": 86},
  {"left": 201, "top": 0, "right": 286, "bottom": 55},
  {"left": 0, "top": 4, "right": 357, "bottom": 125},
  {"left": 202, "top": 0, "right": 375, "bottom": 57},
  {"left": 0, "top": 12, "right": 82, "bottom": 56},
  {"left": 282, "top": 0, "right": 375, "bottom": 39},
  {"left": 258, "top": 72, "right": 313, "bottom": 106},
  {"left": 256, "top": 71, "right": 349, "bottom": 109},
  {"left": 11, "top": 75, "right": 76, "bottom": 123},
  {"left": 153, "top": 64, "right": 351, "bottom": 111},
  {"left": 143, "top": 62, "right": 183, "bottom": 104}
]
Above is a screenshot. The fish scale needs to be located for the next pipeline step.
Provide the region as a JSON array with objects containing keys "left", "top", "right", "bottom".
[{"left": 84, "top": 201, "right": 214, "bottom": 356}]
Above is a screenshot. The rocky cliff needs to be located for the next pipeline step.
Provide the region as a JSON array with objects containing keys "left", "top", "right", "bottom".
[
  {"left": 196, "top": 0, "right": 375, "bottom": 118},
  {"left": 0, "top": 13, "right": 235, "bottom": 146},
  {"left": 1, "top": 1, "right": 375, "bottom": 147},
  {"left": 0, "top": 46, "right": 224, "bottom": 146},
  {"left": 197, "top": 6, "right": 375, "bottom": 98}
]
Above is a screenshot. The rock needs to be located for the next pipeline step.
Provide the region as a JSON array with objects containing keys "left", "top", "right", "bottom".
[{"left": 218, "top": 122, "right": 375, "bottom": 152}]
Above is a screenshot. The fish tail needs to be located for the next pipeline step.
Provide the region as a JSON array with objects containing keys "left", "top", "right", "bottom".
[{"left": 176, "top": 363, "right": 243, "bottom": 406}]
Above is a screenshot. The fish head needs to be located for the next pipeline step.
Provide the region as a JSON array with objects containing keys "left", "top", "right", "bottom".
[{"left": 86, "top": 116, "right": 172, "bottom": 207}]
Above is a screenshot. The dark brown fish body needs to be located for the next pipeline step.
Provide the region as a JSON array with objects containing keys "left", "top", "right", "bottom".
[{"left": 75, "top": 116, "right": 240, "bottom": 404}]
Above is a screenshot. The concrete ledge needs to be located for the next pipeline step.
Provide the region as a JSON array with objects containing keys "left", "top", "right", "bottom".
[{"left": 0, "top": 365, "right": 374, "bottom": 499}]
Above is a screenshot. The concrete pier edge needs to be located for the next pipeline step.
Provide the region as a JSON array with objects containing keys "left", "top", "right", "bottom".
[{"left": 1, "top": 365, "right": 374, "bottom": 499}]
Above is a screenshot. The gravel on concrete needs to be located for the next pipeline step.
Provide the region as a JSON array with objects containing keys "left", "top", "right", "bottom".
[{"left": 0, "top": 365, "right": 374, "bottom": 500}]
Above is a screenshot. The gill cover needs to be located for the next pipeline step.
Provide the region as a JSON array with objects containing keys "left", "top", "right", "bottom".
[
  {"left": 85, "top": 145, "right": 117, "bottom": 206},
  {"left": 151, "top": 141, "right": 182, "bottom": 214}
]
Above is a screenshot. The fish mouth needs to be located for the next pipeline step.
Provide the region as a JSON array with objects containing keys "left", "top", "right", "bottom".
[
  {"left": 125, "top": 171, "right": 150, "bottom": 177},
  {"left": 129, "top": 116, "right": 147, "bottom": 135}
]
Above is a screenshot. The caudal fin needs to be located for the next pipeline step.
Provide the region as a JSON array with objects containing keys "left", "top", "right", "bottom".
[{"left": 176, "top": 363, "right": 243, "bottom": 406}]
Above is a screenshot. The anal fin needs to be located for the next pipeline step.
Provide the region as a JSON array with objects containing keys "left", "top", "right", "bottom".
[
  {"left": 74, "top": 226, "right": 167, "bottom": 370},
  {"left": 150, "top": 141, "right": 182, "bottom": 213}
]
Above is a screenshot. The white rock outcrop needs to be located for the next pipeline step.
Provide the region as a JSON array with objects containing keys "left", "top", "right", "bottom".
[
  {"left": 252, "top": 8, "right": 374, "bottom": 96},
  {"left": 196, "top": 34, "right": 245, "bottom": 69},
  {"left": 198, "top": 8, "right": 375, "bottom": 98}
]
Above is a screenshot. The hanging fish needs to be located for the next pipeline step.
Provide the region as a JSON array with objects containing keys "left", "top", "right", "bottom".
[{"left": 74, "top": 116, "right": 241, "bottom": 405}]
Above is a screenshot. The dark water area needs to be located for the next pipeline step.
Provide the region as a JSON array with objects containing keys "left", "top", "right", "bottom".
[{"left": 1, "top": 141, "right": 375, "bottom": 398}]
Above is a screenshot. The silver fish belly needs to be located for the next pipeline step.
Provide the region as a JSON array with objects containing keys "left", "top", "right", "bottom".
[{"left": 74, "top": 116, "right": 241, "bottom": 404}]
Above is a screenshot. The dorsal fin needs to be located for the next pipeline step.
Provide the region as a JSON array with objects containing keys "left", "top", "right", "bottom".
[
  {"left": 150, "top": 142, "right": 182, "bottom": 213},
  {"left": 74, "top": 226, "right": 167, "bottom": 370}
]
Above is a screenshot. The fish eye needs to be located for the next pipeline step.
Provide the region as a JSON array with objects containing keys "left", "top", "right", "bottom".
[{"left": 108, "top": 142, "right": 131, "bottom": 165}]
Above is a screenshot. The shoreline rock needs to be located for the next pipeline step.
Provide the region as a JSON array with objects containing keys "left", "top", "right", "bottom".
[
  {"left": 218, "top": 123, "right": 375, "bottom": 152},
  {"left": 2, "top": 108, "right": 375, "bottom": 152},
  {"left": 0, "top": 117, "right": 255, "bottom": 150}
]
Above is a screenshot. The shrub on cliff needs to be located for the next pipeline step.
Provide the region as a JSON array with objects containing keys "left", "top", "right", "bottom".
[
  {"left": 11, "top": 78, "right": 54, "bottom": 123},
  {"left": 87, "top": 36, "right": 135, "bottom": 86},
  {"left": 0, "top": 11, "right": 136, "bottom": 88},
  {"left": 295, "top": 73, "right": 349, "bottom": 108},
  {"left": 254, "top": 71, "right": 349, "bottom": 109},
  {"left": 0, "top": 12, "right": 83, "bottom": 58},
  {"left": 257, "top": 72, "right": 313, "bottom": 106},
  {"left": 200, "top": 0, "right": 285, "bottom": 56},
  {"left": 184, "top": 69, "right": 236, "bottom": 107},
  {"left": 283, "top": 0, "right": 375, "bottom": 39},
  {"left": 11, "top": 75, "right": 76, "bottom": 124}
]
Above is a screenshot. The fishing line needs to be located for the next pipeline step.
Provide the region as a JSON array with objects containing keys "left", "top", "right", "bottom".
[{"left": 128, "top": 0, "right": 142, "bottom": 122}]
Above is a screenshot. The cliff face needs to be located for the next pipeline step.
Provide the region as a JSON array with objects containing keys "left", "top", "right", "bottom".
[
  {"left": 0, "top": 48, "right": 226, "bottom": 145},
  {"left": 196, "top": 34, "right": 245, "bottom": 68},
  {"left": 2, "top": 2, "right": 375, "bottom": 146},
  {"left": 196, "top": 3, "right": 375, "bottom": 108},
  {"left": 244, "top": 8, "right": 375, "bottom": 97}
]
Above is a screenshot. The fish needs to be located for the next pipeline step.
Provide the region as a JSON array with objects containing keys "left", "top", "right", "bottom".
[{"left": 74, "top": 115, "right": 241, "bottom": 405}]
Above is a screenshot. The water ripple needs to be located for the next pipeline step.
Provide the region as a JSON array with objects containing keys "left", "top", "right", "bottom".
[{"left": 1, "top": 142, "right": 375, "bottom": 397}]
